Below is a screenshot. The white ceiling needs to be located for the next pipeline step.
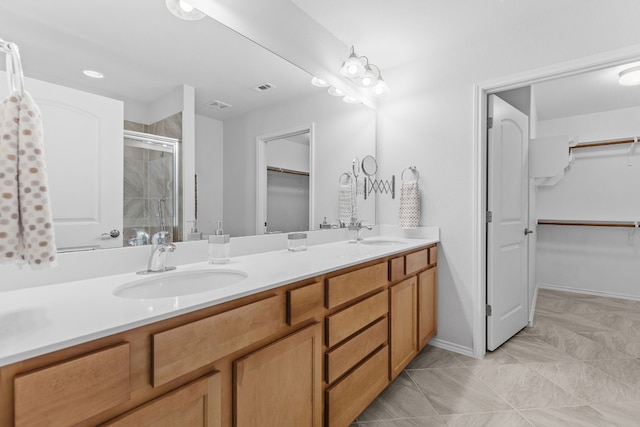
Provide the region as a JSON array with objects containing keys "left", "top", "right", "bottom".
[
  {"left": 0, "top": 0, "right": 316, "bottom": 120},
  {"left": 3, "top": 0, "right": 640, "bottom": 122},
  {"left": 292, "top": 0, "right": 640, "bottom": 120}
]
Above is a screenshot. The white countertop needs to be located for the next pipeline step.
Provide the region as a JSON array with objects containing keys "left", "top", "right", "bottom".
[{"left": 0, "top": 235, "right": 438, "bottom": 367}]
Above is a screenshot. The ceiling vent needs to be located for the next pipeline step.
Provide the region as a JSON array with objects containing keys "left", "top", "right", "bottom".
[
  {"left": 253, "top": 82, "right": 276, "bottom": 92},
  {"left": 205, "top": 100, "right": 232, "bottom": 110}
]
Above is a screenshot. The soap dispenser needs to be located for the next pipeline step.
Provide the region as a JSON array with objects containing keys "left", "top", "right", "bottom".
[
  {"left": 186, "top": 220, "right": 202, "bottom": 241},
  {"left": 208, "top": 221, "right": 230, "bottom": 264}
]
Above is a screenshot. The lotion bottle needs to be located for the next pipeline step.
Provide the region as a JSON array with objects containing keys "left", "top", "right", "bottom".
[{"left": 208, "top": 221, "right": 230, "bottom": 264}]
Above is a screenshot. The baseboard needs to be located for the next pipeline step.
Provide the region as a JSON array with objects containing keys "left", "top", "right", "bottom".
[
  {"left": 537, "top": 283, "right": 640, "bottom": 302},
  {"left": 429, "top": 338, "right": 475, "bottom": 358},
  {"left": 529, "top": 285, "right": 539, "bottom": 326}
]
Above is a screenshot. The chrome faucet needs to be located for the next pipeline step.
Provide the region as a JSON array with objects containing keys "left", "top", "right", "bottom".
[
  {"left": 138, "top": 231, "right": 176, "bottom": 274},
  {"left": 349, "top": 219, "right": 373, "bottom": 241}
]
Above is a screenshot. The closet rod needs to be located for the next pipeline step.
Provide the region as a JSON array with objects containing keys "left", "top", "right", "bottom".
[
  {"left": 569, "top": 138, "right": 636, "bottom": 153},
  {"left": 266, "top": 166, "right": 309, "bottom": 177},
  {"left": 538, "top": 219, "right": 638, "bottom": 228}
]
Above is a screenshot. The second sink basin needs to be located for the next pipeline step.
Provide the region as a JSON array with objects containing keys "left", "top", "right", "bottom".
[{"left": 113, "top": 269, "right": 248, "bottom": 299}]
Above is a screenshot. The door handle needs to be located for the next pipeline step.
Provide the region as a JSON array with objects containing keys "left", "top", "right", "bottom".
[
  {"left": 101, "top": 229, "right": 121, "bottom": 239},
  {"left": 524, "top": 228, "right": 533, "bottom": 235}
]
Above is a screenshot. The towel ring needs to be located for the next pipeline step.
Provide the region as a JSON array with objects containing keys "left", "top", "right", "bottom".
[
  {"left": 339, "top": 172, "right": 352, "bottom": 185},
  {"left": 401, "top": 166, "right": 419, "bottom": 181}
]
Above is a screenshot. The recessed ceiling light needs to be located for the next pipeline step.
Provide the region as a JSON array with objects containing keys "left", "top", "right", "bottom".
[
  {"left": 618, "top": 65, "right": 640, "bottom": 86},
  {"left": 82, "top": 69, "right": 104, "bottom": 79}
]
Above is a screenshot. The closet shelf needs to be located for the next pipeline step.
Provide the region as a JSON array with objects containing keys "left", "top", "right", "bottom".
[
  {"left": 569, "top": 137, "right": 637, "bottom": 153},
  {"left": 537, "top": 219, "right": 639, "bottom": 228},
  {"left": 266, "top": 166, "right": 309, "bottom": 177}
]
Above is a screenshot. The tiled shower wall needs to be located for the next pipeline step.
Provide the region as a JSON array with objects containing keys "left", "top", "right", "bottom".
[{"left": 123, "top": 113, "right": 183, "bottom": 246}]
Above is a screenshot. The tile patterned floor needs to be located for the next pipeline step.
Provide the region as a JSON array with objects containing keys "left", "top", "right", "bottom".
[{"left": 350, "top": 289, "right": 640, "bottom": 426}]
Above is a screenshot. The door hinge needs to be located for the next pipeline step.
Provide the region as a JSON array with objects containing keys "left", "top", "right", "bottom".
[
  {"left": 486, "top": 304, "right": 492, "bottom": 316},
  {"left": 487, "top": 117, "right": 493, "bottom": 129},
  {"left": 486, "top": 211, "right": 493, "bottom": 223}
]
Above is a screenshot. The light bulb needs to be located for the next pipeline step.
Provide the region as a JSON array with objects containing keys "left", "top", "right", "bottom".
[
  {"left": 341, "top": 47, "right": 365, "bottom": 78},
  {"left": 179, "top": 0, "right": 194, "bottom": 12},
  {"left": 343, "top": 95, "right": 360, "bottom": 104},
  {"left": 359, "top": 66, "right": 378, "bottom": 88},
  {"left": 311, "top": 77, "right": 329, "bottom": 87},
  {"left": 373, "top": 79, "right": 390, "bottom": 96},
  {"left": 328, "top": 87, "right": 345, "bottom": 96}
]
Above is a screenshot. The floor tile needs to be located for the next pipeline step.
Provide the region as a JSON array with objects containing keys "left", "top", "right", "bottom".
[
  {"left": 590, "top": 401, "right": 640, "bottom": 426},
  {"left": 408, "top": 368, "right": 511, "bottom": 415},
  {"left": 532, "top": 361, "right": 640, "bottom": 404},
  {"left": 441, "top": 411, "right": 533, "bottom": 427},
  {"left": 533, "top": 328, "right": 630, "bottom": 361},
  {"left": 578, "top": 330, "right": 640, "bottom": 358},
  {"left": 406, "top": 345, "right": 465, "bottom": 369},
  {"left": 500, "top": 335, "right": 576, "bottom": 363},
  {"left": 453, "top": 347, "right": 520, "bottom": 367},
  {"left": 585, "top": 359, "right": 640, "bottom": 391},
  {"left": 358, "top": 417, "right": 445, "bottom": 427},
  {"left": 472, "top": 364, "right": 584, "bottom": 409},
  {"left": 519, "top": 406, "right": 611, "bottom": 427},
  {"left": 358, "top": 372, "right": 438, "bottom": 421},
  {"left": 534, "top": 311, "right": 612, "bottom": 333}
]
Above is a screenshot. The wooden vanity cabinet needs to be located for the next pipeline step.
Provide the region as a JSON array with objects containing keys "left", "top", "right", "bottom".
[
  {"left": 233, "top": 323, "right": 322, "bottom": 427},
  {"left": 0, "top": 243, "right": 438, "bottom": 427},
  {"left": 103, "top": 372, "right": 222, "bottom": 427},
  {"left": 389, "top": 277, "right": 418, "bottom": 379}
]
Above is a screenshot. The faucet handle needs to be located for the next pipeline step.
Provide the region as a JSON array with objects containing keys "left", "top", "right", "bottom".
[{"left": 151, "top": 230, "right": 171, "bottom": 245}]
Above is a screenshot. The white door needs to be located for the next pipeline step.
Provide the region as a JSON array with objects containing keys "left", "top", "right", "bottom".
[
  {"left": 1, "top": 73, "right": 124, "bottom": 250},
  {"left": 487, "top": 94, "right": 530, "bottom": 351}
]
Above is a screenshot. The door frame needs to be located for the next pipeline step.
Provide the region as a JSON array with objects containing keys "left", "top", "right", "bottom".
[
  {"left": 472, "top": 47, "right": 640, "bottom": 359},
  {"left": 256, "top": 123, "right": 315, "bottom": 235}
]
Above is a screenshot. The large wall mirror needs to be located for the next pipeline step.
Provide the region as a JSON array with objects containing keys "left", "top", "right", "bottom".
[{"left": 0, "top": 0, "right": 377, "bottom": 250}]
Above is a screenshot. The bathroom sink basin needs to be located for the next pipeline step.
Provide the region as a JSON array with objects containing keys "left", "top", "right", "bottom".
[
  {"left": 359, "top": 239, "right": 407, "bottom": 246},
  {"left": 113, "top": 269, "right": 248, "bottom": 299}
]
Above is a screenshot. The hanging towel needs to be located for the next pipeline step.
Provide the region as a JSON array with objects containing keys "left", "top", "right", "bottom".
[
  {"left": 399, "top": 180, "right": 420, "bottom": 229},
  {"left": 0, "top": 91, "right": 57, "bottom": 268},
  {"left": 338, "top": 182, "right": 355, "bottom": 225}
]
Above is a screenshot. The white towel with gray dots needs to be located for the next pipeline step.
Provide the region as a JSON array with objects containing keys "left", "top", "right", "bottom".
[
  {"left": 0, "top": 91, "right": 57, "bottom": 268},
  {"left": 338, "top": 182, "right": 355, "bottom": 225},
  {"left": 399, "top": 180, "right": 420, "bottom": 229}
]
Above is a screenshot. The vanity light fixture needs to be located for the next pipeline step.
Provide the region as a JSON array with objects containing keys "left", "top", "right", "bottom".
[
  {"left": 618, "top": 65, "right": 640, "bottom": 86},
  {"left": 82, "top": 69, "right": 104, "bottom": 79},
  {"left": 166, "top": 0, "right": 205, "bottom": 21},
  {"left": 340, "top": 46, "right": 389, "bottom": 96},
  {"left": 342, "top": 95, "right": 361, "bottom": 104},
  {"left": 341, "top": 46, "right": 366, "bottom": 78}
]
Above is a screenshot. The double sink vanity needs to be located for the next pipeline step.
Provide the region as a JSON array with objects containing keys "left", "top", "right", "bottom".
[{"left": 0, "top": 233, "right": 438, "bottom": 426}]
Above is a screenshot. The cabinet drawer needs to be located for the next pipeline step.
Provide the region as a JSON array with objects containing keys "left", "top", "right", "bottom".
[
  {"left": 152, "top": 295, "right": 282, "bottom": 387},
  {"left": 326, "top": 262, "right": 388, "bottom": 309},
  {"left": 104, "top": 372, "right": 221, "bottom": 427},
  {"left": 325, "top": 345, "right": 389, "bottom": 427},
  {"left": 287, "top": 281, "right": 323, "bottom": 326},
  {"left": 325, "top": 290, "right": 388, "bottom": 348},
  {"left": 429, "top": 245, "right": 438, "bottom": 266},
  {"left": 389, "top": 256, "right": 405, "bottom": 282},
  {"left": 14, "top": 343, "right": 130, "bottom": 427},
  {"left": 405, "top": 248, "right": 429, "bottom": 275},
  {"left": 325, "top": 317, "right": 388, "bottom": 384}
]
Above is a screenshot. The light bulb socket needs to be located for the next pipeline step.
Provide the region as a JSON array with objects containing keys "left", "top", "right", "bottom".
[{"left": 340, "top": 46, "right": 366, "bottom": 78}]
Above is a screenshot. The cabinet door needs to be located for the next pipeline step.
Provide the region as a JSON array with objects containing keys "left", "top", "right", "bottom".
[
  {"left": 103, "top": 372, "right": 221, "bottom": 427},
  {"left": 418, "top": 268, "right": 438, "bottom": 350},
  {"left": 389, "top": 277, "right": 417, "bottom": 379},
  {"left": 234, "top": 323, "right": 322, "bottom": 427}
]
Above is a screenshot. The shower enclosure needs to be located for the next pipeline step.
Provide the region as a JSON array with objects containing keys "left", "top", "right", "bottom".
[{"left": 123, "top": 130, "right": 180, "bottom": 246}]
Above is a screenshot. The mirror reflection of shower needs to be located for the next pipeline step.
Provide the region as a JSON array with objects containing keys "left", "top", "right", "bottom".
[{"left": 123, "top": 130, "right": 180, "bottom": 246}]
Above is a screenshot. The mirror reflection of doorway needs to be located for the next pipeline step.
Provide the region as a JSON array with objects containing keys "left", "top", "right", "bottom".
[
  {"left": 265, "top": 132, "right": 310, "bottom": 233},
  {"left": 256, "top": 125, "right": 314, "bottom": 235}
]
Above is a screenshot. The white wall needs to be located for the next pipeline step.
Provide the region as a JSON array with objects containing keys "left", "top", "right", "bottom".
[
  {"left": 223, "top": 91, "right": 376, "bottom": 237},
  {"left": 534, "top": 106, "right": 640, "bottom": 299},
  {"left": 195, "top": 115, "right": 224, "bottom": 235},
  {"left": 376, "top": 40, "right": 640, "bottom": 352},
  {"left": 266, "top": 138, "right": 310, "bottom": 172}
]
